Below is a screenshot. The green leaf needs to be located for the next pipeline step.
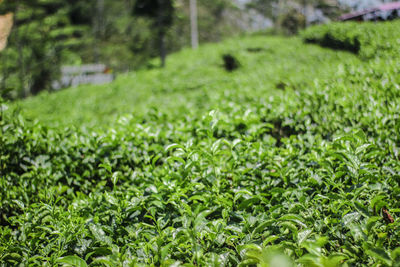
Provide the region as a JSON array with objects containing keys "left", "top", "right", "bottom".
[
  {"left": 366, "top": 247, "right": 392, "bottom": 266},
  {"left": 166, "top": 156, "right": 186, "bottom": 165},
  {"left": 343, "top": 212, "right": 361, "bottom": 227},
  {"left": 165, "top": 143, "right": 185, "bottom": 152},
  {"left": 298, "top": 229, "right": 312, "bottom": 245},
  {"left": 57, "top": 255, "right": 88, "bottom": 267},
  {"left": 279, "top": 221, "right": 298, "bottom": 235},
  {"left": 99, "top": 163, "right": 112, "bottom": 173},
  {"left": 354, "top": 201, "right": 370, "bottom": 217},
  {"left": 89, "top": 224, "right": 112, "bottom": 245},
  {"left": 111, "top": 172, "right": 119, "bottom": 186}
]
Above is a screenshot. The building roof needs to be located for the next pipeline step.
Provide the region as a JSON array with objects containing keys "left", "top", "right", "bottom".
[
  {"left": 339, "top": 1, "right": 400, "bottom": 21},
  {"left": 339, "top": 8, "right": 377, "bottom": 21},
  {"left": 379, "top": 1, "right": 400, "bottom": 11}
]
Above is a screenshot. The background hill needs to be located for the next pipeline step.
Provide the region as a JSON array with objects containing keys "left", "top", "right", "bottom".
[
  {"left": 0, "top": 0, "right": 348, "bottom": 99},
  {"left": 12, "top": 34, "right": 358, "bottom": 129}
]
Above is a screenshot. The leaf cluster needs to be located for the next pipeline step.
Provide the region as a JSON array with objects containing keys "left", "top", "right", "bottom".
[
  {"left": 301, "top": 21, "right": 400, "bottom": 58},
  {"left": 2, "top": 22, "right": 400, "bottom": 266}
]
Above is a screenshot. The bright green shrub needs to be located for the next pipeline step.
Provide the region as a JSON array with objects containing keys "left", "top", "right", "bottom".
[
  {"left": 301, "top": 21, "right": 400, "bottom": 58},
  {"left": 1, "top": 26, "right": 400, "bottom": 266}
]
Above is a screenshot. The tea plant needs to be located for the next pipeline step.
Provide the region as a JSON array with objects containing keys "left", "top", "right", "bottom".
[
  {"left": 2, "top": 21, "right": 400, "bottom": 266},
  {"left": 301, "top": 20, "right": 400, "bottom": 58}
]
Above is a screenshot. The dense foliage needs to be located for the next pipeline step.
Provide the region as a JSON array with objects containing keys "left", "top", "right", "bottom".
[
  {"left": 2, "top": 21, "right": 400, "bottom": 266},
  {"left": 245, "top": 0, "right": 343, "bottom": 33},
  {"left": 0, "top": 0, "right": 240, "bottom": 99},
  {"left": 0, "top": 0, "right": 85, "bottom": 99},
  {"left": 133, "top": 0, "right": 175, "bottom": 67},
  {"left": 301, "top": 20, "right": 400, "bottom": 58}
]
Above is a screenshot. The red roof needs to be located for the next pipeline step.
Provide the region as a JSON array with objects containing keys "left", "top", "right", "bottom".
[
  {"left": 378, "top": 1, "right": 400, "bottom": 11},
  {"left": 339, "top": 1, "right": 400, "bottom": 21},
  {"left": 339, "top": 9, "right": 377, "bottom": 21}
]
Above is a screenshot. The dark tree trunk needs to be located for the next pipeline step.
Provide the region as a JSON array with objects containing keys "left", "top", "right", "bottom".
[
  {"left": 157, "top": 0, "right": 166, "bottom": 68},
  {"left": 159, "top": 29, "right": 166, "bottom": 67},
  {"left": 133, "top": 0, "right": 173, "bottom": 68},
  {"left": 13, "top": 4, "right": 26, "bottom": 98},
  {"left": 93, "top": 0, "right": 105, "bottom": 63}
]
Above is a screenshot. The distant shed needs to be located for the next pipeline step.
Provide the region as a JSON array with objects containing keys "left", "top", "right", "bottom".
[
  {"left": 339, "top": 1, "right": 400, "bottom": 21},
  {"left": 52, "top": 64, "right": 115, "bottom": 90}
]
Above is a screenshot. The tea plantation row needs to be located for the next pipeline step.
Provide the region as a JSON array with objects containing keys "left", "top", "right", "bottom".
[
  {"left": 301, "top": 20, "right": 400, "bottom": 58},
  {"left": 1, "top": 23, "right": 400, "bottom": 266}
]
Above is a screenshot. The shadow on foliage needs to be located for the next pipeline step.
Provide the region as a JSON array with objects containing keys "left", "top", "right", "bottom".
[{"left": 222, "top": 54, "right": 240, "bottom": 72}]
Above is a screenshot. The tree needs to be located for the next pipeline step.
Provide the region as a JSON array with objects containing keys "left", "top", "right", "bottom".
[
  {"left": 133, "top": 0, "right": 174, "bottom": 67},
  {"left": 0, "top": 0, "right": 252, "bottom": 99},
  {"left": 246, "top": 0, "right": 342, "bottom": 32},
  {"left": 0, "top": 0, "right": 85, "bottom": 98},
  {"left": 245, "top": 0, "right": 278, "bottom": 20}
]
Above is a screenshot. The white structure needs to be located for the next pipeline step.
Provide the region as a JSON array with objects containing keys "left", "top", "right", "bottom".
[
  {"left": 233, "top": 0, "right": 273, "bottom": 31},
  {"left": 52, "top": 64, "right": 114, "bottom": 90}
]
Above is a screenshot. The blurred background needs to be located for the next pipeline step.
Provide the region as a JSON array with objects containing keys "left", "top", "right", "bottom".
[{"left": 0, "top": 0, "right": 396, "bottom": 99}]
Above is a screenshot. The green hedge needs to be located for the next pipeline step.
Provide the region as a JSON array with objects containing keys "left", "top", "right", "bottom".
[
  {"left": 301, "top": 21, "right": 400, "bottom": 58},
  {"left": 2, "top": 31, "right": 400, "bottom": 265}
]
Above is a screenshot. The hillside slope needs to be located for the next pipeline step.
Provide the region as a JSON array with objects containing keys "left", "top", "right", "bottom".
[
  {"left": 2, "top": 25, "right": 400, "bottom": 266},
  {"left": 13, "top": 35, "right": 358, "bottom": 128}
]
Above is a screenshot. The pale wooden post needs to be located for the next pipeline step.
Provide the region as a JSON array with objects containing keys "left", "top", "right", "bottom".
[{"left": 190, "top": 0, "right": 199, "bottom": 49}]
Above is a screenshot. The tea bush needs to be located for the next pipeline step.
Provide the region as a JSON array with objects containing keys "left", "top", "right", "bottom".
[
  {"left": 1, "top": 23, "right": 400, "bottom": 266},
  {"left": 301, "top": 21, "right": 400, "bottom": 58}
]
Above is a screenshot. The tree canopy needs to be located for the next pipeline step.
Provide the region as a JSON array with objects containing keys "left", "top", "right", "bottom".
[{"left": 0, "top": 0, "right": 350, "bottom": 99}]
